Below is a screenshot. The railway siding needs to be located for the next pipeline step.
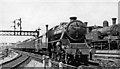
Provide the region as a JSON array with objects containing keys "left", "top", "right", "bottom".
[
  {"left": 1, "top": 50, "right": 29, "bottom": 69},
  {"left": 0, "top": 51, "right": 19, "bottom": 65}
]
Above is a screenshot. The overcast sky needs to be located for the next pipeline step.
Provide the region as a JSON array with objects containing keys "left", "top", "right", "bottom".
[{"left": 0, "top": 0, "right": 119, "bottom": 43}]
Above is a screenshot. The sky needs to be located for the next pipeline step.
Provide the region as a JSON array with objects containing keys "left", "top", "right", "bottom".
[{"left": 0, "top": 0, "right": 120, "bottom": 43}]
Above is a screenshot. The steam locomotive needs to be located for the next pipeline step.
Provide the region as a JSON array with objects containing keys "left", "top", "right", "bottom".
[
  {"left": 86, "top": 18, "right": 120, "bottom": 67},
  {"left": 46, "top": 17, "right": 95, "bottom": 66}
]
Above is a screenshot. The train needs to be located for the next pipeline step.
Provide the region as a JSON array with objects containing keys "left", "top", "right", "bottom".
[
  {"left": 86, "top": 18, "right": 120, "bottom": 67},
  {"left": 14, "top": 17, "right": 97, "bottom": 66},
  {"left": 14, "top": 37, "right": 48, "bottom": 54},
  {"left": 15, "top": 38, "right": 37, "bottom": 52}
]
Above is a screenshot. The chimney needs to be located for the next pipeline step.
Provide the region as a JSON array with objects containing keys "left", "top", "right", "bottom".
[
  {"left": 103, "top": 20, "right": 109, "bottom": 27},
  {"left": 70, "top": 17, "right": 77, "bottom": 22},
  {"left": 84, "top": 22, "right": 88, "bottom": 27},
  {"left": 46, "top": 25, "right": 48, "bottom": 34},
  {"left": 112, "top": 18, "right": 117, "bottom": 25}
]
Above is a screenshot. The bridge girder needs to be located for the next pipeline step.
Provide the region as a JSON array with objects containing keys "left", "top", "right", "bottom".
[{"left": 0, "top": 30, "right": 39, "bottom": 37}]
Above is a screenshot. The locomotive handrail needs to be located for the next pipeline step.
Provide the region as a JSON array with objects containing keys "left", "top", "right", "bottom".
[
  {"left": 61, "top": 63, "right": 77, "bottom": 69},
  {"left": 70, "top": 43, "right": 90, "bottom": 49},
  {"left": 48, "top": 39, "right": 67, "bottom": 43},
  {"left": 91, "top": 40, "right": 108, "bottom": 42},
  {"left": 48, "top": 39, "right": 71, "bottom": 46},
  {"left": 91, "top": 39, "right": 120, "bottom": 42},
  {"left": 48, "top": 39, "right": 61, "bottom": 43}
]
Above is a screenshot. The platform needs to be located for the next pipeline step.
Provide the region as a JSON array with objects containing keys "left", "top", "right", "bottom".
[
  {"left": 0, "top": 52, "right": 18, "bottom": 65},
  {"left": 25, "top": 59, "right": 44, "bottom": 67}
]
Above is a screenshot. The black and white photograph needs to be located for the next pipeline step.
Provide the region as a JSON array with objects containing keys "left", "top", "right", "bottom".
[{"left": 0, "top": 0, "right": 120, "bottom": 69}]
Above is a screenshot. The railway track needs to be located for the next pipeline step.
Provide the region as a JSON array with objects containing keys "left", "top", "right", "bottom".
[
  {"left": 15, "top": 49, "right": 46, "bottom": 62},
  {"left": 18, "top": 50, "right": 100, "bottom": 68},
  {"left": 2, "top": 51, "right": 29, "bottom": 69},
  {"left": 6, "top": 49, "right": 100, "bottom": 69}
]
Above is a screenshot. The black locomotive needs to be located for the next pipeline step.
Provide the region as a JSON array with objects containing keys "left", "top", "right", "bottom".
[{"left": 46, "top": 17, "right": 95, "bottom": 66}]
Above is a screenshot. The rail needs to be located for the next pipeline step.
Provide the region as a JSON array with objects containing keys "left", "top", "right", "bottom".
[
  {"left": 11, "top": 56, "right": 29, "bottom": 69},
  {"left": 2, "top": 51, "right": 22, "bottom": 65}
]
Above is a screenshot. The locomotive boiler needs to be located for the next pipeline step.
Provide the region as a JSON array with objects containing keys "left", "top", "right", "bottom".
[
  {"left": 47, "top": 17, "right": 86, "bottom": 43},
  {"left": 86, "top": 18, "right": 120, "bottom": 67},
  {"left": 86, "top": 18, "right": 120, "bottom": 40},
  {"left": 46, "top": 17, "right": 95, "bottom": 66}
]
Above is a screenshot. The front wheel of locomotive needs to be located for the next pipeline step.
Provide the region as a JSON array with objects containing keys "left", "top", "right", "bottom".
[
  {"left": 66, "top": 54, "right": 75, "bottom": 65},
  {"left": 51, "top": 51, "right": 56, "bottom": 60},
  {"left": 80, "top": 55, "right": 89, "bottom": 65}
]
